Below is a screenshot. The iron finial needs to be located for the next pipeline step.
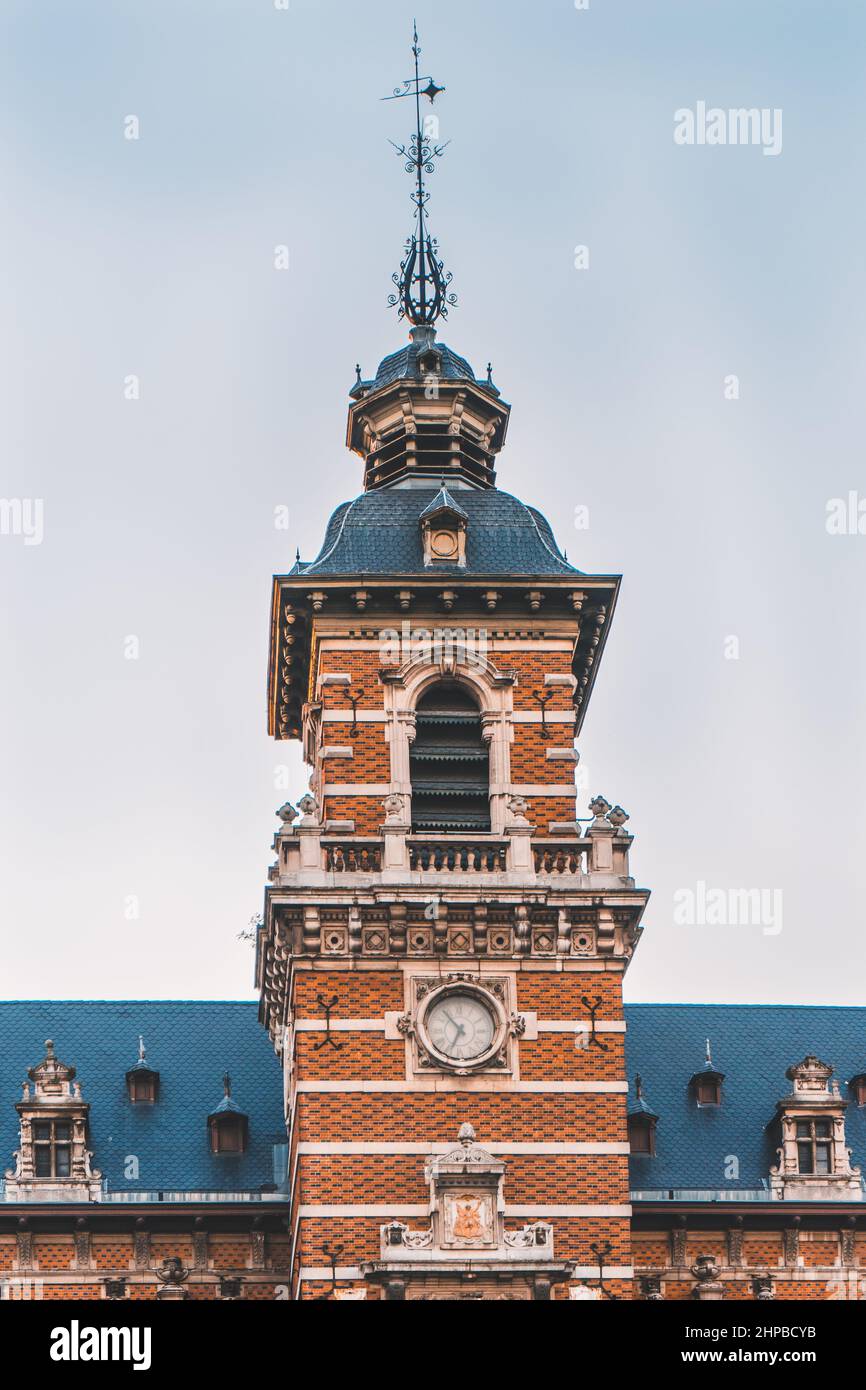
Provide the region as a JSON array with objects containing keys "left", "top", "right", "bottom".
[{"left": 383, "top": 25, "right": 457, "bottom": 327}]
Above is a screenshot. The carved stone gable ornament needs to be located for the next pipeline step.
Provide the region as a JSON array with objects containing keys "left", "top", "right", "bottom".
[{"left": 361, "top": 1124, "right": 572, "bottom": 1301}]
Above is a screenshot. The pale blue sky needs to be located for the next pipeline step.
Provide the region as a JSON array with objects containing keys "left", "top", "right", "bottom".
[{"left": 1, "top": 0, "right": 864, "bottom": 1004}]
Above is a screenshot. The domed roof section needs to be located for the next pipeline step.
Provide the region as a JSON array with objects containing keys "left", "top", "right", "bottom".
[
  {"left": 351, "top": 340, "right": 486, "bottom": 399},
  {"left": 350, "top": 325, "right": 500, "bottom": 401},
  {"left": 299, "top": 487, "right": 580, "bottom": 578},
  {"left": 377, "top": 339, "right": 476, "bottom": 390}
]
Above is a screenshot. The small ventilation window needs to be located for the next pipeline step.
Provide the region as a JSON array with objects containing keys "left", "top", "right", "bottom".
[
  {"left": 849, "top": 1072, "right": 866, "bottom": 1107},
  {"left": 418, "top": 349, "right": 442, "bottom": 378},
  {"left": 411, "top": 683, "right": 490, "bottom": 833},
  {"left": 210, "top": 1114, "right": 248, "bottom": 1155},
  {"left": 689, "top": 1042, "right": 724, "bottom": 1108},
  {"left": 628, "top": 1113, "right": 656, "bottom": 1156},
  {"left": 208, "top": 1073, "right": 249, "bottom": 1155},
  {"left": 694, "top": 1076, "right": 722, "bottom": 1106},
  {"left": 126, "top": 1037, "right": 159, "bottom": 1104},
  {"left": 628, "top": 1076, "right": 658, "bottom": 1156}
]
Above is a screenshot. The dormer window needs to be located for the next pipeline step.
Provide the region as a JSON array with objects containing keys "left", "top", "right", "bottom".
[
  {"left": 628, "top": 1114, "right": 656, "bottom": 1155},
  {"left": 628, "top": 1076, "right": 658, "bottom": 1156},
  {"left": 796, "top": 1119, "right": 833, "bottom": 1175},
  {"left": 689, "top": 1040, "right": 724, "bottom": 1107},
  {"left": 208, "top": 1074, "right": 249, "bottom": 1155},
  {"left": 849, "top": 1071, "right": 866, "bottom": 1107},
  {"left": 33, "top": 1120, "right": 72, "bottom": 1177},
  {"left": 5, "top": 1039, "right": 103, "bottom": 1201},
  {"left": 126, "top": 1037, "right": 160, "bottom": 1104},
  {"left": 129, "top": 1073, "right": 157, "bottom": 1104},
  {"left": 419, "top": 487, "right": 469, "bottom": 569},
  {"left": 769, "top": 1055, "right": 861, "bottom": 1198},
  {"left": 694, "top": 1077, "right": 721, "bottom": 1106},
  {"left": 418, "top": 348, "right": 442, "bottom": 378}
]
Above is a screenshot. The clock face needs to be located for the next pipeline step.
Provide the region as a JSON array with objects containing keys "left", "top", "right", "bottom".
[{"left": 425, "top": 993, "right": 497, "bottom": 1062}]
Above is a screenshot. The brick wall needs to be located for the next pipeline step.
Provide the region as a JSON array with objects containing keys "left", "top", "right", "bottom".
[
  {"left": 289, "top": 959, "right": 632, "bottom": 1299},
  {"left": 315, "top": 637, "right": 580, "bottom": 833}
]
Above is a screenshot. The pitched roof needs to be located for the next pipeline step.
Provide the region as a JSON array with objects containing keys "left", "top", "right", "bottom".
[
  {"left": 300, "top": 487, "right": 580, "bottom": 578},
  {"left": 624, "top": 1004, "right": 866, "bottom": 1196},
  {"left": 419, "top": 486, "right": 469, "bottom": 523},
  {"left": 0, "top": 1002, "right": 284, "bottom": 1198}
]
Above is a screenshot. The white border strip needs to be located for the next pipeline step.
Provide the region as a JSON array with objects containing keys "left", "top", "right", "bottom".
[
  {"left": 296, "top": 1081, "right": 628, "bottom": 1094},
  {"left": 294, "top": 1019, "right": 625, "bottom": 1034},
  {"left": 297, "top": 1142, "right": 629, "bottom": 1155},
  {"left": 299, "top": 1265, "right": 634, "bottom": 1281},
  {"left": 298, "top": 1205, "right": 630, "bottom": 1218}
]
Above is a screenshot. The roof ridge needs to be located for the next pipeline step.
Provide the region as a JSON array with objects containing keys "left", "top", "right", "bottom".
[
  {"left": 0, "top": 999, "right": 260, "bottom": 1007},
  {"left": 624, "top": 1002, "right": 866, "bottom": 1012}
]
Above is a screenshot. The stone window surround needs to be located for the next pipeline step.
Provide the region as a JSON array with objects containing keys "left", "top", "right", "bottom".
[{"left": 382, "top": 655, "right": 516, "bottom": 836}]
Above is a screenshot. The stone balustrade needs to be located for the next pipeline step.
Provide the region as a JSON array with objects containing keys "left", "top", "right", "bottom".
[{"left": 271, "top": 795, "right": 634, "bottom": 890}]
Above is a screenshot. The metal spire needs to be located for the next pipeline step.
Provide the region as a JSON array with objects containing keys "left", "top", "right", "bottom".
[{"left": 384, "top": 23, "right": 457, "bottom": 326}]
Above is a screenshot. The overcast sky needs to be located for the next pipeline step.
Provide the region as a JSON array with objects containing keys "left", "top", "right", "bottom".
[{"left": 2, "top": 0, "right": 864, "bottom": 1007}]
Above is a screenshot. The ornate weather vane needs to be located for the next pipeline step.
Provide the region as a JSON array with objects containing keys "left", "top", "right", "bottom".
[{"left": 383, "top": 23, "right": 457, "bottom": 327}]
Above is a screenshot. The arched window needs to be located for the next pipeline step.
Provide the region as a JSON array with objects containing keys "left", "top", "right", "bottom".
[{"left": 411, "top": 683, "right": 490, "bottom": 833}]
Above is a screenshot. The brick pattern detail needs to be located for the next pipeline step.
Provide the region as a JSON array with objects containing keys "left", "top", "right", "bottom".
[
  {"left": 633, "top": 1228, "right": 861, "bottom": 1300},
  {"left": 516, "top": 973, "right": 623, "bottom": 1016},
  {"left": 324, "top": 797, "right": 385, "bottom": 835},
  {"left": 210, "top": 1240, "right": 250, "bottom": 1270},
  {"left": 294, "top": 972, "right": 405, "bottom": 1015},
  {"left": 33, "top": 1240, "right": 74, "bottom": 1270},
  {"left": 93, "top": 1239, "right": 133, "bottom": 1271},
  {"left": 743, "top": 1236, "right": 783, "bottom": 1266},
  {"left": 297, "top": 1092, "right": 627, "bottom": 1144},
  {"left": 319, "top": 653, "right": 384, "bottom": 704}
]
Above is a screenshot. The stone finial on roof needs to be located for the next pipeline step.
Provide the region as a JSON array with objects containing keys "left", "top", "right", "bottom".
[{"left": 629, "top": 1074, "right": 658, "bottom": 1119}]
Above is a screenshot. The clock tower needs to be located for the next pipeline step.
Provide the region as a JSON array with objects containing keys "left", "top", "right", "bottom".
[{"left": 256, "top": 29, "right": 650, "bottom": 1301}]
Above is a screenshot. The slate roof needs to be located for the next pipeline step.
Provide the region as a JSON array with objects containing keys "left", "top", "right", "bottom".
[
  {"left": 300, "top": 487, "right": 581, "bottom": 578},
  {"left": 0, "top": 1002, "right": 285, "bottom": 1198},
  {"left": 6, "top": 999, "right": 862, "bottom": 1203},
  {"left": 624, "top": 1004, "right": 866, "bottom": 1196}
]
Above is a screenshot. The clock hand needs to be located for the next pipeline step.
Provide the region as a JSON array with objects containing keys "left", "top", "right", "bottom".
[{"left": 441, "top": 1010, "right": 466, "bottom": 1049}]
